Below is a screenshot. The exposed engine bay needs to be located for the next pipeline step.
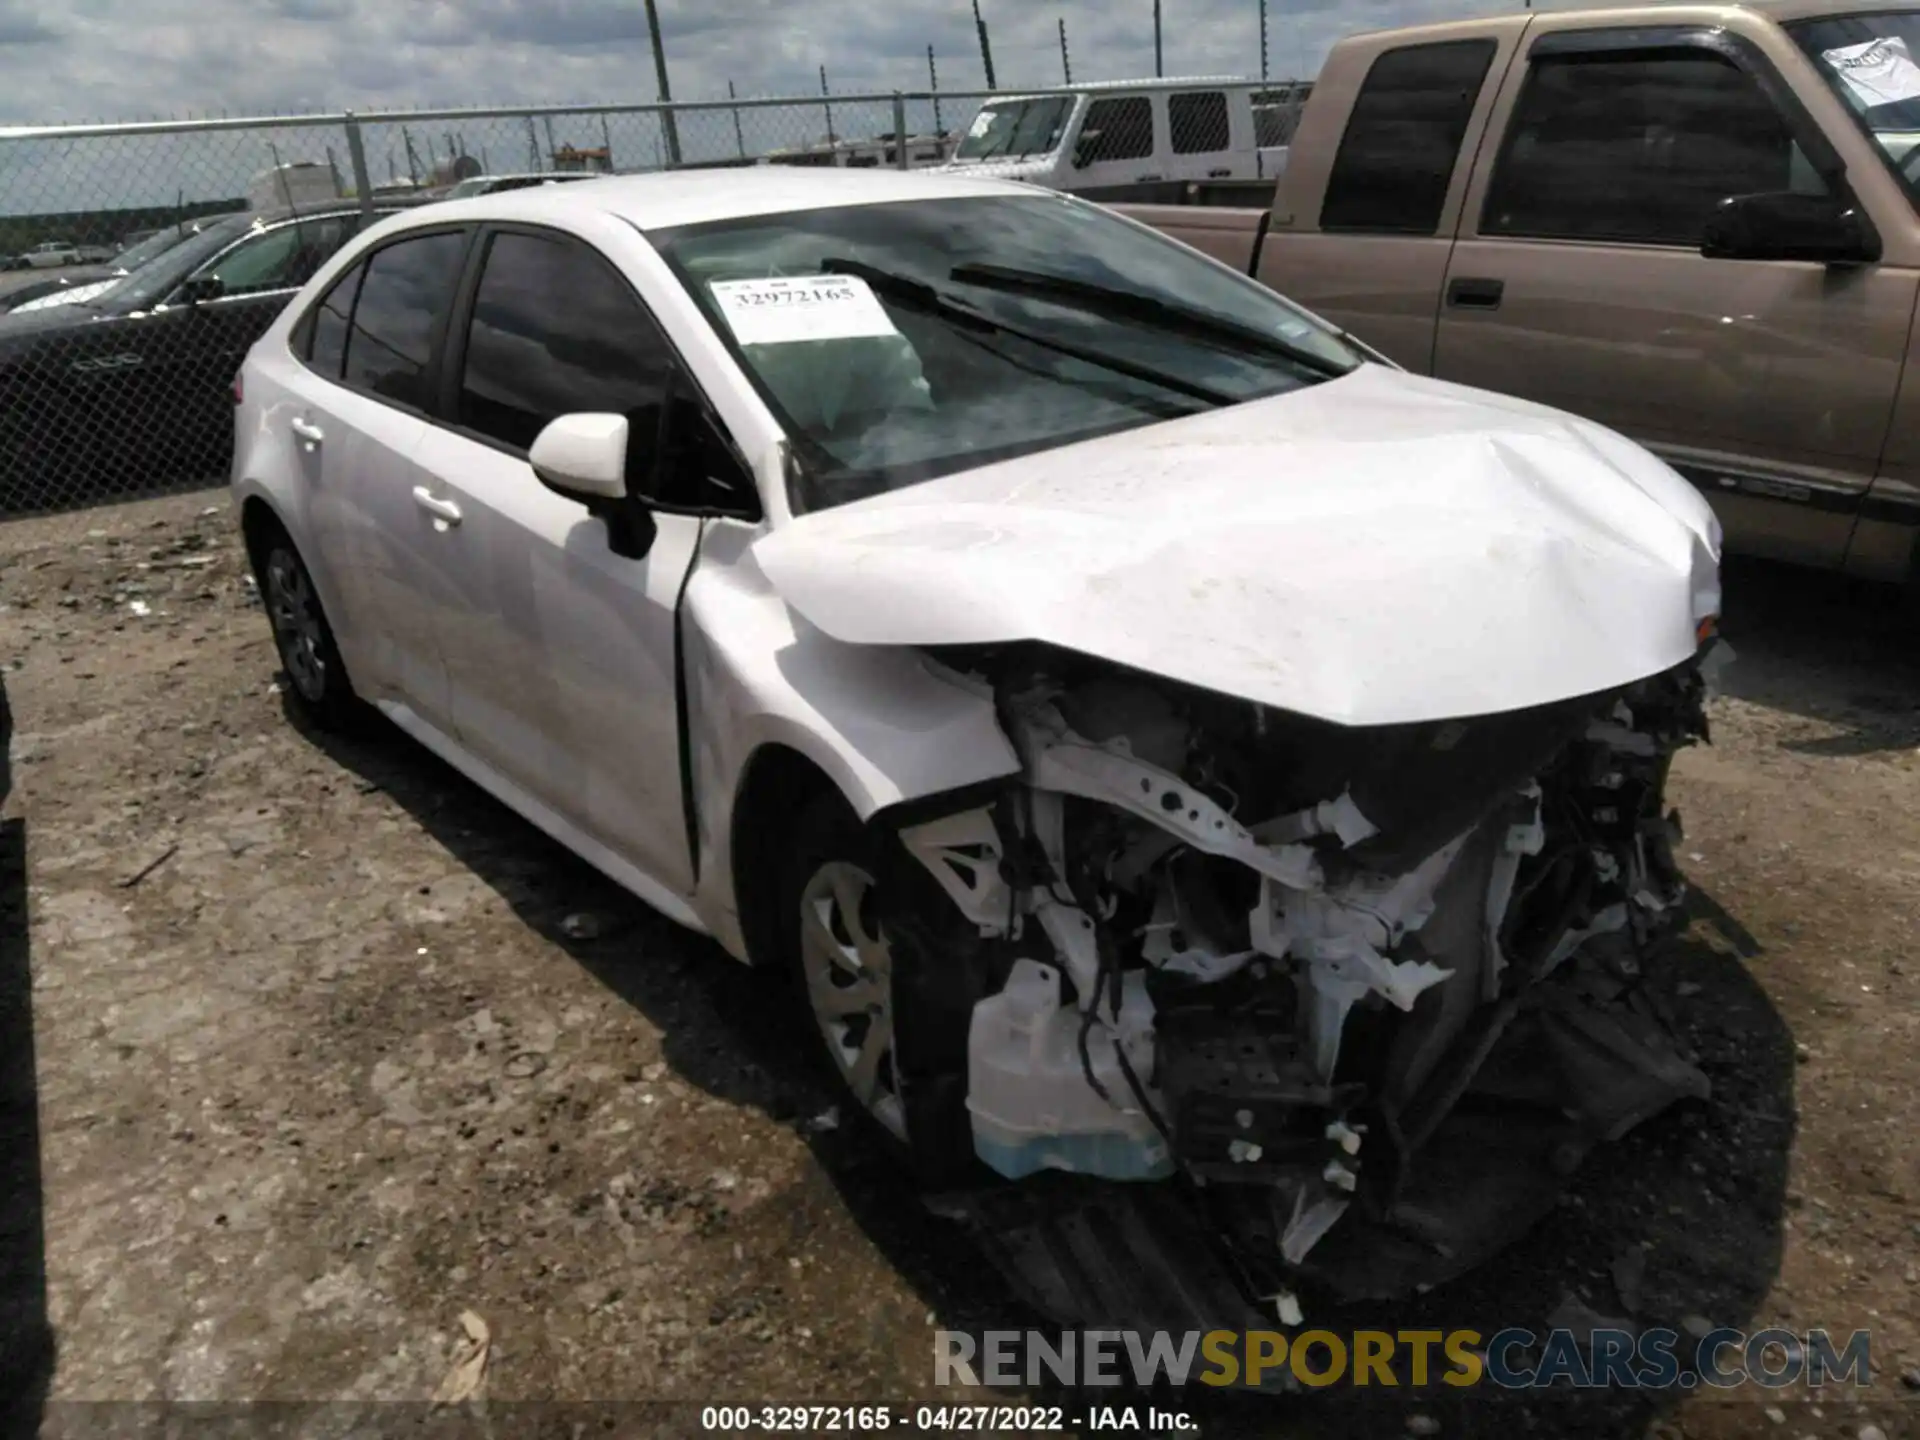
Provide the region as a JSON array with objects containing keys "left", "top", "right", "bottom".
[{"left": 874, "top": 641, "right": 1722, "bottom": 1328}]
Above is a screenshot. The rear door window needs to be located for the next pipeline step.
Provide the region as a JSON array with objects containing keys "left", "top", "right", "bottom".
[
  {"left": 1481, "top": 48, "right": 1825, "bottom": 245},
  {"left": 302, "top": 260, "right": 364, "bottom": 378},
  {"left": 340, "top": 231, "right": 468, "bottom": 410},
  {"left": 1169, "top": 91, "right": 1232, "bottom": 154},
  {"left": 1080, "top": 96, "right": 1155, "bottom": 163},
  {"left": 1321, "top": 40, "right": 1498, "bottom": 234}
]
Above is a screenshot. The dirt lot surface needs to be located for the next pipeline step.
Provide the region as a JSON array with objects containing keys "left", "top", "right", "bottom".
[{"left": 1, "top": 491, "right": 1916, "bottom": 1439}]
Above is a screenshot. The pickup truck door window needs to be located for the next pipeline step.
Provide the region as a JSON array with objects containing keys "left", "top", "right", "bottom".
[
  {"left": 1322, "top": 40, "right": 1498, "bottom": 235},
  {"left": 415, "top": 227, "right": 706, "bottom": 894},
  {"left": 1440, "top": 37, "right": 1915, "bottom": 569},
  {"left": 1281, "top": 39, "right": 1497, "bottom": 371},
  {"left": 1482, "top": 51, "right": 1828, "bottom": 243}
]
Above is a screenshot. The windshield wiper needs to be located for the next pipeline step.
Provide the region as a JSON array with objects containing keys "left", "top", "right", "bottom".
[
  {"left": 949, "top": 261, "right": 1354, "bottom": 381},
  {"left": 821, "top": 257, "right": 1237, "bottom": 407}
]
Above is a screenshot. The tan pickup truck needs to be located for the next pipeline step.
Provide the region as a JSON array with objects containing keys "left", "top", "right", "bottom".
[{"left": 1118, "top": 0, "right": 1920, "bottom": 583}]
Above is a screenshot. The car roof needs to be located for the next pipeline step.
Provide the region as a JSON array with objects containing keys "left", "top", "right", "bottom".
[{"left": 410, "top": 166, "right": 1039, "bottom": 232}]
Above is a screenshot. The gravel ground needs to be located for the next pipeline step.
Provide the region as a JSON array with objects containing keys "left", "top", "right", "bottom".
[{"left": 0, "top": 492, "right": 1915, "bottom": 1439}]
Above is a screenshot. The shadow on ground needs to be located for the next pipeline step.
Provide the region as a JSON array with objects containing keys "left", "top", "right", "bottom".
[
  {"left": 0, "top": 669, "right": 56, "bottom": 1439},
  {"left": 1715, "top": 555, "right": 1920, "bottom": 757},
  {"left": 291, "top": 699, "right": 1794, "bottom": 1438}
]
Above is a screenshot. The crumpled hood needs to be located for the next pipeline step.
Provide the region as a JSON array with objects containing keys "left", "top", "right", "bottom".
[{"left": 753, "top": 365, "right": 1722, "bottom": 728}]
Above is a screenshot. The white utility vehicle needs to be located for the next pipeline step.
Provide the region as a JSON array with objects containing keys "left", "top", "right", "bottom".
[{"left": 933, "top": 78, "right": 1303, "bottom": 195}]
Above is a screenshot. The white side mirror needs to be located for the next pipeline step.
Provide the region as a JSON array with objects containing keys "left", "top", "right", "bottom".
[{"left": 530, "top": 413, "right": 629, "bottom": 501}]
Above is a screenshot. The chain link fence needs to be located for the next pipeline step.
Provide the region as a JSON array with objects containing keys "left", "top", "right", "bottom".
[{"left": 0, "top": 80, "right": 1308, "bottom": 527}]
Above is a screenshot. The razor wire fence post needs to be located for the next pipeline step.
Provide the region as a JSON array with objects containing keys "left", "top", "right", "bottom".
[
  {"left": 342, "top": 113, "right": 373, "bottom": 217},
  {"left": 642, "top": 0, "right": 682, "bottom": 166},
  {"left": 892, "top": 93, "right": 910, "bottom": 170}
]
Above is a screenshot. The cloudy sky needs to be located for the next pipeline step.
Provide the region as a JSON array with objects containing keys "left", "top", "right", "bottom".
[{"left": 0, "top": 0, "right": 1515, "bottom": 123}]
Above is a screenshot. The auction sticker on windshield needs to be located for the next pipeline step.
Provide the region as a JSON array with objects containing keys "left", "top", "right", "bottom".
[
  {"left": 711, "top": 275, "right": 899, "bottom": 346},
  {"left": 1821, "top": 36, "right": 1920, "bottom": 108}
]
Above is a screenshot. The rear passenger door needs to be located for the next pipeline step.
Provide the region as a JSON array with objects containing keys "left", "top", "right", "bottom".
[
  {"left": 1435, "top": 28, "right": 1916, "bottom": 568},
  {"left": 289, "top": 227, "right": 473, "bottom": 729},
  {"left": 412, "top": 226, "right": 718, "bottom": 897},
  {"left": 1256, "top": 38, "right": 1503, "bottom": 370}
]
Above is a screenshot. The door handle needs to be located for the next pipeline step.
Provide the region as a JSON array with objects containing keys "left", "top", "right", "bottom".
[
  {"left": 1136, "top": 173, "right": 1164, "bottom": 182},
  {"left": 289, "top": 416, "right": 324, "bottom": 447},
  {"left": 1446, "top": 276, "right": 1505, "bottom": 310},
  {"left": 411, "top": 487, "right": 462, "bottom": 526}
]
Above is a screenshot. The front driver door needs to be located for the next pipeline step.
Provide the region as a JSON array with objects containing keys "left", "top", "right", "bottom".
[{"left": 412, "top": 226, "right": 709, "bottom": 896}]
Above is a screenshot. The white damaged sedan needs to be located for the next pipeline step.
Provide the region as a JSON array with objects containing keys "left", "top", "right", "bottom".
[{"left": 232, "top": 169, "right": 1725, "bottom": 1326}]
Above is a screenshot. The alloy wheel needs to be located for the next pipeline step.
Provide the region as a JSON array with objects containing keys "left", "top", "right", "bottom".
[
  {"left": 263, "top": 546, "right": 327, "bottom": 702},
  {"left": 798, "top": 859, "right": 907, "bottom": 1141}
]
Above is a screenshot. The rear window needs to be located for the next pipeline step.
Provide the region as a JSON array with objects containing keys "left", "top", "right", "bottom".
[{"left": 1321, "top": 40, "right": 1498, "bottom": 234}]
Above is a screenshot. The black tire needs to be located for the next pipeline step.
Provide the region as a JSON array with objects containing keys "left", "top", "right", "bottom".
[
  {"left": 249, "top": 524, "right": 362, "bottom": 732},
  {"left": 777, "top": 791, "right": 986, "bottom": 1186}
]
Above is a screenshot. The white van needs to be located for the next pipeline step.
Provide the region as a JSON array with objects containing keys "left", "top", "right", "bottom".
[{"left": 932, "top": 78, "right": 1306, "bottom": 197}]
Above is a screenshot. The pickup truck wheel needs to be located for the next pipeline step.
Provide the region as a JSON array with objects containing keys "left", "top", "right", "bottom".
[{"left": 252, "top": 529, "right": 362, "bottom": 732}]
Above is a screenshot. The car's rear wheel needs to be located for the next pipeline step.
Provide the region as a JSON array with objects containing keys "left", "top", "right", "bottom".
[{"left": 252, "top": 527, "right": 360, "bottom": 731}]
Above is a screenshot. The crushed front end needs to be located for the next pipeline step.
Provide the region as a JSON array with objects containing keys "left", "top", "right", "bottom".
[{"left": 879, "top": 641, "right": 1721, "bottom": 1325}]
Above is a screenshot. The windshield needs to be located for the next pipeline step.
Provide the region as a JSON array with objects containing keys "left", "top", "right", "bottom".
[
  {"left": 1789, "top": 10, "right": 1920, "bottom": 202},
  {"left": 88, "top": 214, "right": 260, "bottom": 311},
  {"left": 953, "top": 97, "right": 1074, "bottom": 160},
  {"left": 652, "top": 194, "right": 1363, "bottom": 514}
]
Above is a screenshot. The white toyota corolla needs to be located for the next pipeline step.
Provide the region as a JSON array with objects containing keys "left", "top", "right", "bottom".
[{"left": 232, "top": 168, "right": 1726, "bottom": 1324}]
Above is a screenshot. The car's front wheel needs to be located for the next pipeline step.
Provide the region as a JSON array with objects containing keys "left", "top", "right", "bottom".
[
  {"left": 251, "top": 526, "right": 361, "bottom": 731},
  {"left": 789, "top": 801, "right": 911, "bottom": 1146},
  {"left": 778, "top": 791, "right": 992, "bottom": 1186}
]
